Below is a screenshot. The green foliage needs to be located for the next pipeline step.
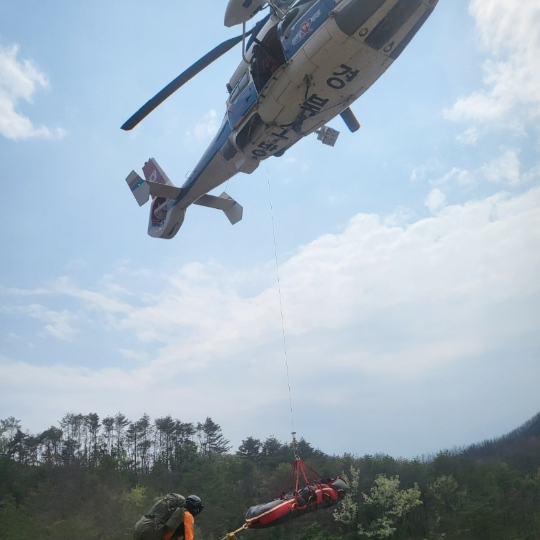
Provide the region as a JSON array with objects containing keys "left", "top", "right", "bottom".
[
  {"left": 0, "top": 495, "right": 42, "bottom": 540},
  {"left": 122, "top": 485, "right": 152, "bottom": 526},
  {"left": 237, "top": 437, "right": 262, "bottom": 464},
  {"left": 46, "top": 517, "right": 100, "bottom": 540},
  {"left": 197, "top": 417, "right": 231, "bottom": 458},
  {"left": 333, "top": 465, "right": 360, "bottom": 528},
  {"left": 125, "top": 485, "right": 148, "bottom": 506},
  {"left": 298, "top": 523, "right": 340, "bottom": 540},
  {"left": 425, "top": 474, "right": 465, "bottom": 536},
  {"left": 357, "top": 475, "right": 422, "bottom": 539},
  {"left": 0, "top": 412, "right": 539, "bottom": 540}
]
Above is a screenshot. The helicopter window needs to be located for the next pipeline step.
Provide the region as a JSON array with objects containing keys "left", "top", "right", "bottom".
[
  {"left": 281, "top": 8, "right": 300, "bottom": 31},
  {"left": 278, "top": 0, "right": 318, "bottom": 38},
  {"left": 250, "top": 24, "right": 286, "bottom": 92},
  {"left": 271, "top": 0, "right": 298, "bottom": 14},
  {"left": 273, "top": 0, "right": 296, "bottom": 9},
  {"left": 229, "top": 71, "right": 250, "bottom": 102},
  {"left": 290, "top": 0, "right": 318, "bottom": 8}
]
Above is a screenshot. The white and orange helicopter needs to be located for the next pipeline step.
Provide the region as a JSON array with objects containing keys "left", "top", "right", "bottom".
[{"left": 123, "top": 0, "right": 438, "bottom": 239}]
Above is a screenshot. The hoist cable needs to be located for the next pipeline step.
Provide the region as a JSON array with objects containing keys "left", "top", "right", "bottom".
[{"left": 266, "top": 161, "right": 295, "bottom": 437}]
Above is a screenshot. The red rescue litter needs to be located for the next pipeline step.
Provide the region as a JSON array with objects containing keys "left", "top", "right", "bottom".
[{"left": 244, "top": 459, "right": 347, "bottom": 529}]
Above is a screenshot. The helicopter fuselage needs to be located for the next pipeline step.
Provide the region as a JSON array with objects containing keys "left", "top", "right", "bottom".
[{"left": 126, "top": 0, "right": 439, "bottom": 238}]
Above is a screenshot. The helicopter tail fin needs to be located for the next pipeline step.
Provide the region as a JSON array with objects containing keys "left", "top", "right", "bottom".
[
  {"left": 125, "top": 158, "right": 182, "bottom": 207},
  {"left": 142, "top": 158, "right": 182, "bottom": 199},
  {"left": 142, "top": 158, "right": 175, "bottom": 186},
  {"left": 125, "top": 171, "right": 150, "bottom": 206}
]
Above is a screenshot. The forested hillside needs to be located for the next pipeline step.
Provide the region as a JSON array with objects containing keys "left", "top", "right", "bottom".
[{"left": 1, "top": 412, "right": 539, "bottom": 540}]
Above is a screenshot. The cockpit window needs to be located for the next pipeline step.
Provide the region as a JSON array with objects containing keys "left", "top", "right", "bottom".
[
  {"left": 290, "top": 0, "right": 318, "bottom": 8},
  {"left": 273, "top": 0, "right": 296, "bottom": 9},
  {"left": 279, "top": 0, "right": 319, "bottom": 36},
  {"left": 275, "top": 0, "right": 314, "bottom": 9},
  {"left": 229, "top": 71, "right": 250, "bottom": 102}
]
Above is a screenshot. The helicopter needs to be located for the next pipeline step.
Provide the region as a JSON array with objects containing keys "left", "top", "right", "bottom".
[{"left": 123, "top": 0, "right": 439, "bottom": 239}]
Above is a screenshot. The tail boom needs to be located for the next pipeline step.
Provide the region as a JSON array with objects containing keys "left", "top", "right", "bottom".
[{"left": 125, "top": 158, "right": 243, "bottom": 239}]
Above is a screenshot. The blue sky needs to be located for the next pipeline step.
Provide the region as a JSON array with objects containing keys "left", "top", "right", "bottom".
[{"left": 0, "top": 0, "right": 539, "bottom": 458}]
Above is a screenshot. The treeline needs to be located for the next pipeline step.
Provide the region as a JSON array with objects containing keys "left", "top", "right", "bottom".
[
  {"left": 463, "top": 411, "right": 540, "bottom": 468},
  {"left": 0, "top": 413, "right": 328, "bottom": 473},
  {"left": 1, "top": 412, "right": 540, "bottom": 540},
  {"left": 1, "top": 413, "right": 238, "bottom": 471}
]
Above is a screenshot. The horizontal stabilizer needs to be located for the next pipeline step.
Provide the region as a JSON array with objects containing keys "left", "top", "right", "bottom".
[
  {"left": 194, "top": 192, "right": 243, "bottom": 225},
  {"left": 125, "top": 171, "right": 150, "bottom": 206},
  {"left": 147, "top": 182, "right": 182, "bottom": 200}
]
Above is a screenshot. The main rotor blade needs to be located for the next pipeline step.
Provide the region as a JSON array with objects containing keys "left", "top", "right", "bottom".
[{"left": 121, "top": 35, "right": 244, "bottom": 131}]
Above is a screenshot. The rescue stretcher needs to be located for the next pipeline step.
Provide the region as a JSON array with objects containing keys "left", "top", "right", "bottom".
[{"left": 245, "top": 477, "right": 348, "bottom": 529}]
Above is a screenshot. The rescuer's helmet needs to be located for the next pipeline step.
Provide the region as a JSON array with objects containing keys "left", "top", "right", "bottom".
[{"left": 185, "top": 495, "right": 204, "bottom": 516}]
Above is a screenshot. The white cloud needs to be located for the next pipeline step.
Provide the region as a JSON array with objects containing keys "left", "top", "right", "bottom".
[
  {"left": 383, "top": 206, "right": 415, "bottom": 227},
  {"left": 444, "top": 0, "right": 540, "bottom": 129},
  {"left": 51, "top": 276, "right": 133, "bottom": 314},
  {"left": 118, "top": 349, "right": 150, "bottom": 361},
  {"left": 480, "top": 149, "right": 521, "bottom": 186},
  {"left": 410, "top": 164, "right": 428, "bottom": 183},
  {"left": 0, "top": 44, "right": 65, "bottom": 140},
  {"left": 1, "top": 304, "right": 77, "bottom": 341},
  {"left": 1, "top": 286, "right": 52, "bottom": 296},
  {"left": 427, "top": 152, "right": 537, "bottom": 189},
  {"left": 425, "top": 188, "right": 446, "bottom": 213},
  {"left": 435, "top": 167, "right": 475, "bottom": 187},
  {"left": 523, "top": 163, "right": 540, "bottom": 183},
  {"left": 456, "top": 127, "right": 479, "bottom": 145},
  {"left": 185, "top": 109, "right": 219, "bottom": 142},
  {"left": 6, "top": 187, "right": 540, "bottom": 367}
]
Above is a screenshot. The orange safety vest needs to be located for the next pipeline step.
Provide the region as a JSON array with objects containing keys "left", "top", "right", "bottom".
[{"left": 163, "top": 510, "right": 194, "bottom": 540}]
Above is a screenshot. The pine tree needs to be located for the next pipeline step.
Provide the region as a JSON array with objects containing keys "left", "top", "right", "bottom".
[{"left": 197, "top": 417, "right": 231, "bottom": 458}]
